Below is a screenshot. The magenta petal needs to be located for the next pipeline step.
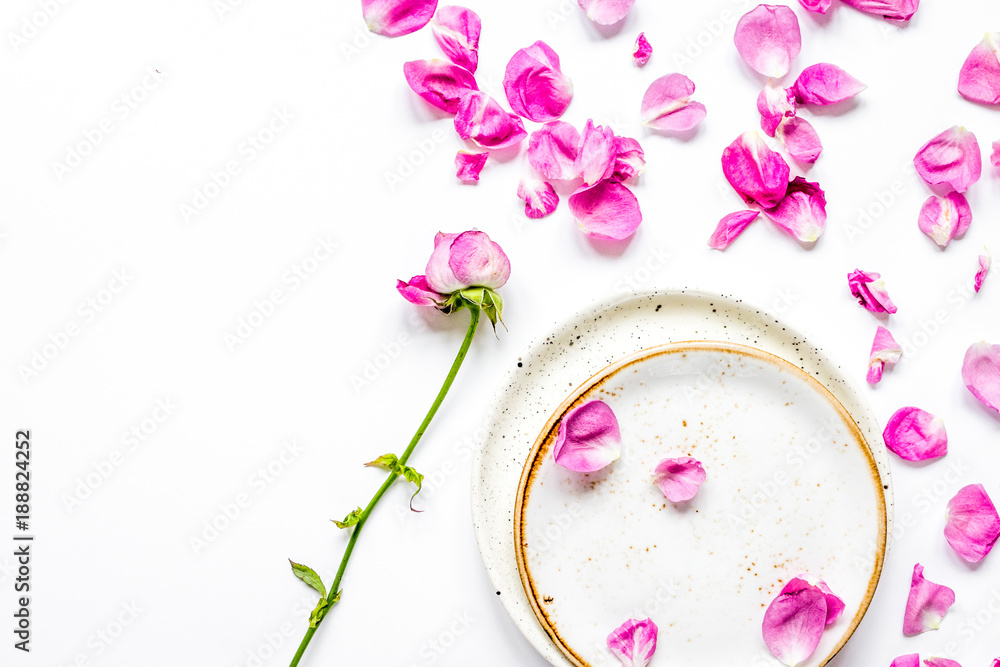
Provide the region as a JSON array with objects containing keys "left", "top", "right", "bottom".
[
  {"left": 904, "top": 564, "right": 956, "bottom": 635},
  {"left": 762, "top": 587, "right": 827, "bottom": 666},
  {"left": 641, "top": 74, "right": 707, "bottom": 132},
  {"left": 757, "top": 81, "right": 797, "bottom": 137},
  {"left": 446, "top": 230, "right": 511, "bottom": 290},
  {"left": 777, "top": 116, "right": 823, "bottom": 163},
  {"left": 454, "top": 91, "right": 527, "bottom": 149},
  {"left": 363, "top": 0, "right": 438, "bottom": 36},
  {"left": 527, "top": 121, "right": 582, "bottom": 181},
  {"left": 709, "top": 210, "right": 760, "bottom": 250},
  {"left": 798, "top": 0, "right": 832, "bottom": 13},
  {"left": 914, "top": 126, "right": 982, "bottom": 193},
  {"left": 404, "top": 59, "right": 478, "bottom": 113},
  {"left": 575, "top": 120, "right": 618, "bottom": 187},
  {"left": 975, "top": 253, "right": 991, "bottom": 293},
  {"left": 652, "top": 457, "right": 706, "bottom": 502},
  {"left": 917, "top": 193, "right": 972, "bottom": 248},
  {"left": 721, "top": 131, "right": 791, "bottom": 209},
  {"left": 891, "top": 655, "right": 920, "bottom": 667},
  {"left": 430, "top": 5, "right": 480, "bottom": 73},
  {"left": 578, "top": 0, "right": 636, "bottom": 25},
  {"left": 568, "top": 181, "right": 642, "bottom": 240},
  {"left": 924, "top": 660, "right": 962, "bottom": 667},
  {"left": 612, "top": 136, "right": 645, "bottom": 182},
  {"left": 840, "top": 0, "right": 919, "bottom": 20},
  {"left": 455, "top": 150, "right": 488, "bottom": 183},
  {"left": 764, "top": 176, "right": 826, "bottom": 242},
  {"left": 848, "top": 269, "right": 897, "bottom": 314},
  {"left": 553, "top": 400, "right": 622, "bottom": 473},
  {"left": 962, "top": 341, "right": 1000, "bottom": 415},
  {"left": 958, "top": 33, "right": 1000, "bottom": 106},
  {"left": 517, "top": 179, "right": 560, "bottom": 219},
  {"left": 503, "top": 41, "right": 573, "bottom": 122},
  {"left": 883, "top": 407, "right": 947, "bottom": 462},
  {"left": 792, "top": 63, "right": 867, "bottom": 105},
  {"left": 607, "top": 617, "right": 657, "bottom": 667},
  {"left": 396, "top": 275, "right": 445, "bottom": 307},
  {"left": 945, "top": 484, "right": 1000, "bottom": 563},
  {"left": 633, "top": 32, "right": 652, "bottom": 67},
  {"left": 780, "top": 574, "right": 846, "bottom": 626},
  {"left": 992, "top": 141, "right": 1000, "bottom": 167},
  {"left": 734, "top": 4, "right": 802, "bottom": 78},
  {"left": 868, "top": 325, "right": 902, "bottom": 385}
]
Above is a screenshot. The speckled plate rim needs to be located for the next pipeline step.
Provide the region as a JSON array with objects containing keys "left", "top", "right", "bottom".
[
  {"left": 471, "top": 288, "right": 894, "bottom": 667},
  {"left": 513, "top": 340, "right": 887, "bottom": 667}
]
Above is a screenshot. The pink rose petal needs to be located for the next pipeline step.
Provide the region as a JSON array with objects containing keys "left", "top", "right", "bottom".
[
  {"left": 612, "top": 136, "right": 645, "bottom": 182},
  {"left": 848, "top": 269, "right": 897, "bottom": 314},
  {"left": 503, "top": 41, "right": 574, "bottom": 123},
  {"left": 992, "top": 141, "right": 1000, "bottom": 167},
  {"left": 734, "top": 4, "right": 802, "bottom": 78},
  {"left": 633, "top": 32, "right": 652, "bottom": 67},
  {"left": 454, "top": 91, "right": 527, "bottom": 149},
  {"left": 958, "top": 33, "right": 1000, "bottom": 106},
  {"left": 553, "top": 399, "right": 622, "bottom": 473},
  {"left": 776, "top": 116, "right": 823, "bottom": 164},
  {"left": 517, "top": 178, "right": 560, "bottom": 219},
  {"left": 578, "top": 0, "right": 636, "bottom": 25},
  {"left": 430, "top": 5, "right": 480, "bottom": 73},
  {"left": 904, "top": 563, "right": 955, "bottom": 635},
  {"left": 914, "top": 126, "right": 982, "bottom": 193},
  {"left": 891, "top": 655, "right": 920, "bottom": 667},
  {"left": 396, "top": 275, "right": 445, "bottom": 307},
  {"left": 762, "top": 586, "right": 827, "bottom": 667},
  {"left": 763, "top": 176, "right": 826, "bottom": 243},
  {"left": 455, "top": 150, "right": 488, "bottom": 183},
  {"left": 607, "top": 617, "right": 657, "bottom": 667},
  {"left": 798, "top": 0, "right": 832, "bottom": 13},
  {"left": 652, "top": 457, "right": 706, "bottom": 502},
  {"left": 962, "top": 341, "right": 1000, "bottom": 415},
  {"left": 757, "top": 81, "right": 797, "bottom": 137},
  {"left": 840, "top": 0, "right": 919, "bottom": 21},
  {"left": 792, "top": 64, "right": 867, "bottom": 105},
  {"left": 708, "top": 210, "right": 760, "bottom": 250},
  {"left": 945, "top": 484, "right": 1000, "bottom": 563},
  {"left": 924, "top": 660, "right": 962, "bottom": 667},
  {"left": 975, "top": 253, "right": 991, "bottom": 293},
  {"left": 641, "top": 74, "right": 707, "bottom": 132},
  {"left": 568, "top": 180, "right": 642, "bottom": 240},
  {"left": 883, "top": 407, "right": 947, "bottom": 462},
  {"left": 425, "top": 230, "right": 510, "bottom": 293},
  {"left": 363, "top": 0, "right": 438, "bottom": 37},
  {"left": 867, "top": 325, "right": 902, "bottom": 385},
  {"left": 575, "top": 120, "right": 618, "bottom": 187},
  {"left": 404, "top": 59, "right": 479, "bottom": 113},
  {"left": 721, "top": 131, "right": 791, "bottom": 209},
  {"left": 917, "top": 193, "right": 972, "bottom": 248},
  {"left": 527, "top": 121, "right": 582, "bottom": 181},
  {"left": 780, "top": 574, "right": 846, "bottom": 626}
]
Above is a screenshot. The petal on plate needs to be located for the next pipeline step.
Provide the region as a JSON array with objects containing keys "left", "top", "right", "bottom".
[
  {"left": 612, "top": 136, "right": 646, "bottom": 182},
  {"left": 652, "top": 457, "right": 706, "bottom": 502},
  {"left": 777, "top": 116, "right": 823, "bottom": 163},
  {"left": 962, "top": 341, "right": 1000, "bottom": 415},
  {"left": 430, "top": 5, "right": 481, "bottom": 73},
  {"left": 867, "top": 325, "right": 902, "bottom": 385},
  {"left": 918, "top": 193, "right": 972, "bottom": 247},
  {"left": 503, "top": 41, "right": 574, "bottom": 122},
  {"left": 923, "top": 660, "right": 962, "bottom": 667},
  {"left": 633, "top": 32, "right": 653, "bottom": 67},
  {"left": 363, "top": 0, "right": 438, "bottom": 36},
  {"left": 890, "top": 655, "right": 920, "bottom": 667},
  {"left": 446, "top": 230, "right": 511, "bottom": 289},
  {"left": 721, "top": 131, "right": 791, "bottom": 209},
  {"left": 527, "top": 121, "right": 582, "bottom": 181},
  {"left": 792, "top": 63, "right": 868, "bottom": 105},
  {"left": 762, "top": 587, "right": 828, "bottom": 666},
  {"left": 641, "top": 74, "right": 707, "bottom": 132},
  {"left": 734, "top": 4, "right": 802, "bottom": 78},
  {"left": 404, "top": 59, "right": 479, "bottom": 113},
  {"left": 914, "top": 126, "right": 982, "bottom": 193},
  {"left": 396, "top": 275, "right": 446, "bottom": 307},
  {"left": 975, "top": 252, "right": 991, "bottom": 293},
  {"left": 798, "top": 0, "right": 832, "bottom": 13},
  {"left": 454, "top": 90, "right": 527, "bottom": 149},
  {"left": 568, "top": 181, "right": 642, "bottom": 240},
  {"left": 517, "top": 178, "right": 560, "bottom": 219},
  {"left": 607, "top": 617, "right": 658, "bottom": 667},
  {"left": 883, "top": 407, "right": 947, "bottom": 461},
  {"left": 757, "top": 81, "right": 797, "bottom": 137},
  {"left": 904, "top": 563, "right": 956, "bottom": 635},
  {"left": 553, "top": 400, "right": 622, "bottom": 472},
  {"left": 839, "top": 0, "right": 919, "bottom": 21},
  {"left": 780, "top": 574, "right": 846, "bottom": 626},
  {"left": 763, "top": 176, "right": 826, "bottom": 242},
  {"left": 945, "top": 483, "right": 1000, "bottom": 563},
  {"left": 578, "top": 0, "right": 637, "bottom": 25},
  {"left": 958, "top": 33, "right": 1000, "bottom": 106},
  {"left": 455, "top": 150, "right": 488, "bottom": 182},
  {"left": 575, "top": 120, "right": 618, "bottom": 186},
  {"left": 708, "top": 210, "right": 760, "bottom": 250},
  {"left": 848, "top": 269, "right": 897, "bottom": 314}
]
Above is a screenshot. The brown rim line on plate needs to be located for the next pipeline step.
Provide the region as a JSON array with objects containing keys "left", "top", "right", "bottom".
[{"left": 513, "top": 340, "right": 887, "bottom": 667}]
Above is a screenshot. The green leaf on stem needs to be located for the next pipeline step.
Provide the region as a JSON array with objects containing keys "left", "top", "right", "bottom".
[
  {"left": 364, "top": 453, "right": 399, "bottom": 471},
  {"left": 309, "top": 589, "right": 342, "bottom": 628},
  {"left": 289, "top": 560, "right": 327, "bottom": 598},
  {"left": 401, "top": 465, "right": 424, "bottom": 511},
  {"left": 458, "top": 288, "right": 503, "bottom": 333},
  {"left": 332, "top": 507, "right": 363, "bottom": 529}
]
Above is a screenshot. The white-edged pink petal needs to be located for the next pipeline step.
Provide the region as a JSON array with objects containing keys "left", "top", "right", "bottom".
[
  {"left": 578, "top": 0, "right": 636, "bottom": 25},
  {"left": 455, "top": 150, "right": 487, "bottom": 183},
  {"left": 363, "top": 0, "right": 438, "bottom": 37},
  {"left": 575, "top": 120, "right": 617, "bottom": 187},
  {"left": 848, "top": 269, "right": 897, "bottom": 314},
  {"left": 914, "top": 126, "right": 982, "bottom": 193},
  {"left": 867, "top": 325, "right": 902, "bottom": 385},
  {"left": 883, "top": 407, "right": 947, "bottom": 462},
  {"left": 430, "top": 5, "right": 480, "bottom": 73},
  {"left": 923, "top": 659, "right": 962, "bottom": 667},
  {"left": 607, "top": 617, "right": 657, "bottom": 667},
  {"left": 763, "top": 176, "right": 826, "bottom": 242},
  {"left": 904, "top": 563, "right": 955, "bottom": 635},
  {"left": 517, "top": 178, "right": 559, "bottom": 219},
  {"left": 652, "top": 457, "right": 706, "bottom": 502},
  {"left": 958, "top": 33, "right": 1000, "bottom": 106},
  {"left": 721, "top": 131, "right": 791, "bottom": 209},
  {"left": 962, "top": 341, "right": 1000, "bottom": 415},
  {"left": 777, "top": 116, "right": 823, "bottom": 163},
  {"left": 612, "top": 136, "right": 645, "bottom": 182},
  {"left": 404, "top": 59, "right": 478, "bottom": 113},
  {"left": 503, "top": 41, "right": 573, "bottom": 123},
  {"left": 891, "top": 655, "right": 920, "bottom": 667},
  {"left": 840, "top": 0, "right": 919, "bottom": 21},
  {"left": 734, "top": 4, "right": 802, "bottom": 78},
  {"left": 568, "top": 181, "right": 642, "bottom": 240},
  {"left": 709, "top": 210, "right": 760, "bottom": 250},
  {"left": 757, "top": 81, "right": 796, "bottom": 137},
  {"left": 918, "top": 193, "right": 972, "bottom": 248},
  {"left": 975, "top": 252, "right": 991, "bottom": 293},
  {"left": 527, "top": 121, "right": 581, "bottom": 181},
  {"left": 762, "top": 586, "right": 827, "bottom": 666},
  {"left": 425, "top": 230, "right": 510, "bottom": 293},
  {"left": 641, "top": 74, "right": 707, "bottom": 132},
  {"left": 792, "top": 64, "right": 867, "bottom": 105},
  {"left": 553, "top": 400, "right": 622, "bottom": 473},
  {"left": 780, "top": 574, "right": 846, "bottom": 626},
  {"left": 945, "top": 484, "right": 1000, "bottom": 563},
  {"left": 454, "top": 90, "right": 527, "bottom": 149},
  {"left": 798, "top": 0, "right": 832, "bottom": 13},
  {"left": 633, "top": 32, "right": 652, "bottom": 67},
  {"left": 396, "top": 275, "right": 446, "bottom": 307}
]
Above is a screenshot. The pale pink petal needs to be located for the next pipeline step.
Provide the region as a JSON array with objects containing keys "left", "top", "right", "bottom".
[
  {"left": 553, "top": 400, "right": 622, "bottom": 473},
  {"left": 396, "top": 275, "right": 446, "bottom": 307},
  {"left": 848, "top": 269, "right": 897, "bottom": 314},
  {"left": 652, "top": 457, "right": 706, "bottom": 502},
  {"left": 527, "top": 121, "right": 581, "bottom": 181},
  {"left": 918, "top": 193, "right": 972, "bottom": 248},
  {"left": 840, "top": 0, "right": 919, "bottom": 20},
  {"left": 904, "top": 564, "right": 955, "bottom": 635},
  {"left": 757, "top": 81, "right": 797, "bottom": 137},
  {"left": 455, "top": 150, "right": 488, "bottom": 183},
  {"left": 762, "top": 587, "right": 827, "bottom": 666},
  {"left": 798, "top": 0, "right": 832, "bottom": 13},
  {"left": 454, "top": 91, "right": 527, "bottom": 149},
  {"left": 891, "top": 655, "right": 920, "bottom": 667},
  {"left": 867, "top": 326, "right": 902, "bottom": 385},
  {"left": 607, "top": 617, "right": 657, "bottom": 667},
  {"left": 503, "top": 41, "right": 574, "bottom": 123},
  {"left": 975, "top": 252, "right": 991, "bottom": 293},
  {"left": 709, "top": 210, "right": 760, "bottom": 250},
  {"left": 425, "top": 232, "right": 463, "bottom": 293},
  {"left": 792, "top": 64, "right": 867, "bottom": 105},
  {"left": 575, "top": 120, "right": 617, "bottom": 187},
  {"left": 914, "top": 126, "right": 982, "bottom": 193},
  {"left": 958, "top": 33, "right": 1000, "bottom": 106},
  {"left": 721, "top": 131, "right": 791, "bottom": 209},
  {"left": 777, "top": 116, "right": 823, "bottom": 163},
  {"left": 430, "top": 5, "right": 480, "bottom": 73},
  {"left": 641, "top": 74, "right": 707, "bottom": 132},
  {"left": 923, "top": 660, "right": 962, "bottom": 667},
  {"left": 780, "top": 574, "right": 846, "bottom": 626},
  {"left": 612, "top": 136, "right": 645, "bottom": 182},
  {"left": 404, "top": 59, "right": 478, "bottom": 113},
  {"left": 763, "top": 176, "right": 826, "bottom": 242},
  {"left": 962, "top": 341, "right": 1000, "bottom": 415},
  {"left": 633, "top": 33, "right": 652, "bottom": 68},
  {"left": 945, "top": 484, "right": 1000, "bottom": 563},
  {"left": 883, "top": 407, "right": 947, "bottom": 462},
  {"left": 517, "top": 179, "right": 560, "bottom": 219},
  {"left": 363, "top": 0, "right": 438, "bottom": 37},
  {"left": 734, "top": 4, "right": 802, "bottom": 78},
  {"left": 992, "top": 140, "right": 1000, "bottom": 167},
  {"left": 578, "top": 0, "right": 636, "bottom": 25},
  {"left": 447, "top": 230, "right": 511, "bottom": 289},
  {"left": 568, "top": 181, "right": 642, "bottom": 240}
]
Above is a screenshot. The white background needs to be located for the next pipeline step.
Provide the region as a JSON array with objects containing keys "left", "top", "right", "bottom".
[{"left": 1, "top": 0, "right": 999, "bottom": 665}]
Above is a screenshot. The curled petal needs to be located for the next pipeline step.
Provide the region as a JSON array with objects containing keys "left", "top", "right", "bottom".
[
  {"left": 891, "top": 655, "right": 920, "bottom": 667},
  {"left": 883, "top": 407, "right": 947, "bottom": 462},
  {"left": 777, "top": 116, "right": 823, "bottom": 163},
  {"left": 958, "top": 33, "right": 1000, "bottom": 106},
  {"left": 734, "top": 4, "right": 802, "bottom": 78},
  {"left": 612, "top": 136, "right": 645, "bottom": 182},
  {"left": 527, "top": 122, "right": 581, "bottom": 181},
  {"left": 641, "top": 74, "right": 707, "bottom": 132},
  {"left": 578, "top": 0, "right": 636, "bottom": 25},
  {"left": 792, "top": 64, "right": 867, "bottom": 105},
  {"left": 848, "top": 269, "right": 897, "bottom": 314},
  {"left": 430, "top": 6, "right": 480, "bottom": 73},
  {"left": 396, "top": 275, "right": 445, "bottom": 307},
  {"left": 404, "top": 59, "right": 478, "bottom": 113},
  {"left": 568, "top": 181, "right": 642, "bottom": 240},
  {"left": 918, "top": 193, "right": 972, "bottom": 248},
  {"left": 764, "top": 176, "right": 826, "bottom": 243},
  {"left": 447, "top": 230, "right": 510, "bottom": 289},
  {"left": 780, "top": 574, "right": 846, "bottom": 626},
  {"left": 914, "top": 126, "right": 982, "bottom": 193},
  {"left": 798, "top": 0, "right": 832, "bottom": 13},
  {"left": 923, "top": 660, "right": 962, "bottom": 667},
  {"left": 757, "top": 81, "right": 797, "bottom": 137},
  {"left": 503, "top": 41, "right": 573, "bottom": 123},
  {"left": 840, "top": 0, "right": 919, "bottom": 20},
  {"left": 867, "top": 325, "right": 902, "bottom": 385},
  {"left": 762, "top": 587, "right": 827, "bottom": 666},
  {"left": 363, "top": 0, "right": 438, "bottom": 37},
  {"left": 708, "top": 210, "right": 760, "bottom": 250},
  {"left": 607, "top": 617, "right": 657, "bottom": 667},
  {"left": 975, "top": 253, "right": 991, "bottom": 293},
  {"left": 454, "top": 91, "right": 527, "bottom": 149},
  {"left": 962, "top": 341, "right": 1000, "bottom": 415},
  {"left": 652, "top": 457, "right": 706, "bottom": 502},
  {"left": 904, "top": 563, "right": 955, "bottom": 635},
  {"left": 575, "top": 120, "right": 617, "bottom": 187},
  {"left": 553, "top": 400, "right": 622, "bottom": 473},
  {"left": 721, "top": 131, "right": 790, "bottom": 209},
  {"left": 633, "top": 33, "right": 652, "bottom": 67},
  {"left": 945, "top": 484, "right": 1000, "bottom": 563},
  {"left": 455, "top": 150, "right": 488, "bottom": 183},
  {"left": 517, "top": 179, "right": 560, "bottom": 219}
]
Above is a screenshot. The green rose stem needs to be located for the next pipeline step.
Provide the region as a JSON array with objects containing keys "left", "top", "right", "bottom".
[{"left": 289, "top": 304, "right": 482, "bottom": 666}]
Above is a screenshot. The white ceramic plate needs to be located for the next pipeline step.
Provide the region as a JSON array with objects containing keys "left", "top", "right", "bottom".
[{"left": 471, "top": 290, "right": 892, "bottom": 667}]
